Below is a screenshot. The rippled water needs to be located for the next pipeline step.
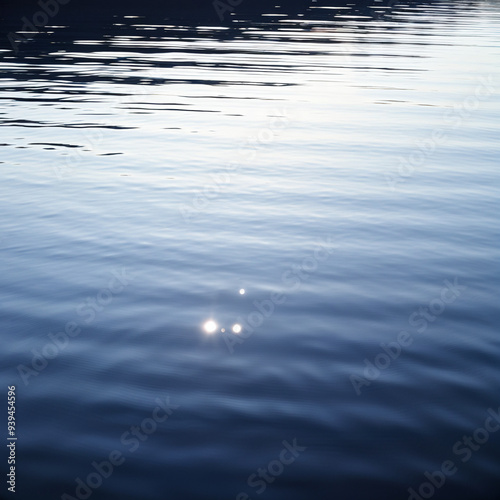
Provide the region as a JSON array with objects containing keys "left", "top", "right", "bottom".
[{"left": 1, "top": 1, "right": 500, "bottom": 499}]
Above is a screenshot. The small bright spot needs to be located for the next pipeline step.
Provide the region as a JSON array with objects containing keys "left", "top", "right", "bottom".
[
  {"left": 239, "top": 288, "right": 245, "bottom": 295},
  {"left": 232, "top": 324, "right": 242, "bottom": 334},
  {"left": 203, "top": 320, "right": 217, "bottom": 334},
  {"left": 221, "top": 328, "right": 225, "bottom": 333}
]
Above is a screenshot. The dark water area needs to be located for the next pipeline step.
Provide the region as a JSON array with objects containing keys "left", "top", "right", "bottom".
[{"left": 1, "top": 0, "right": 499, "bottom": 499}]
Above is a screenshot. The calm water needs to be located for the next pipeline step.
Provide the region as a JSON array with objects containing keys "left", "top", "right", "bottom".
[{"left": 1, "top": 0, "right": 500, "bottom": 499}]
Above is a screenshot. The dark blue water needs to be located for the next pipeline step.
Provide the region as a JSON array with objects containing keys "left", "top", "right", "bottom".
[{"left": 1, "top": 1, "right": 500, "bottom": 499}]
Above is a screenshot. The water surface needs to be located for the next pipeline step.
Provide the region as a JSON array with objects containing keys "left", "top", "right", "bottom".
[{"left": 1, "top": 1, "right": 499, "bottom": 499}]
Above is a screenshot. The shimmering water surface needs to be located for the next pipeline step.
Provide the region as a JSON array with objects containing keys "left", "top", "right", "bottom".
[{"left": 1, "top": 1, "right": 499, "bottom": 499}]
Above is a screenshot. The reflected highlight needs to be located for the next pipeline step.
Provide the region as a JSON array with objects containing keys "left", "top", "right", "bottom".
[{"left": 203, "top": 320, "right": 217, "bottom": 334}]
